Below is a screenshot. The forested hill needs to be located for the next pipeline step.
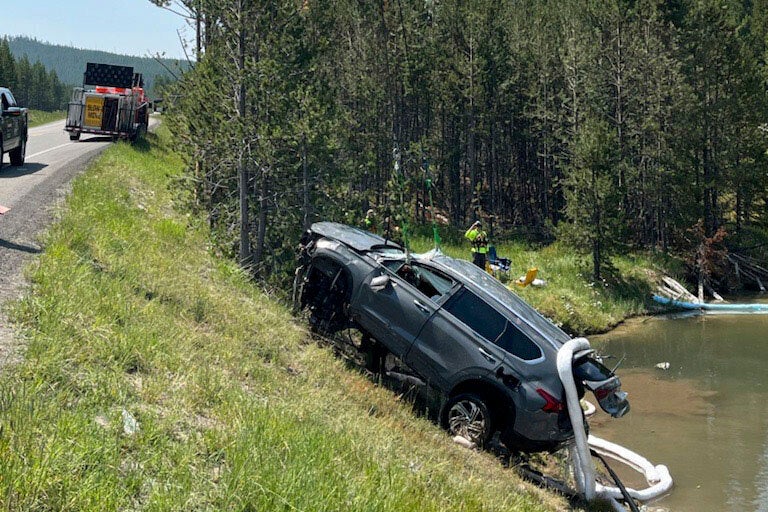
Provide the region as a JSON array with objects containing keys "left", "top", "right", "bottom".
[{"left": 4, "top": 36, "right": 187, "bottom": 94}]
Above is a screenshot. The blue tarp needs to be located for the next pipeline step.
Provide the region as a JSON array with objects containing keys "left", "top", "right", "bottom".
[{"left": 653, "top": 294, "right": 768, "bottom": 313}]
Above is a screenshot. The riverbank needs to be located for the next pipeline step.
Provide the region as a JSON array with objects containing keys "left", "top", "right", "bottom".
[{"left": 0, "top": 128, "right": 569, "bottom": 511}]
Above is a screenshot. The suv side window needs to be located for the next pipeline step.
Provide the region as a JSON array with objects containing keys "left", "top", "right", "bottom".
[
  {"left": 383, "top": 261, "right": 455, "bottom": 302},
  {"left": 444, "top": 289, "right": 542, "bottom": 361}
]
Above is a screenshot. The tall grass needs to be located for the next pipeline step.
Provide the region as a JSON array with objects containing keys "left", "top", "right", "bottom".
[
  {"left": 0, "top": 128, "right": 567, "bottom": 511},
  {"left": 27, "top": 110, "right": 66, "bottom": 128}
]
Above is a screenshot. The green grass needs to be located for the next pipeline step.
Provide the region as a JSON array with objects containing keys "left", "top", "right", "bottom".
[
  {"left": 0, "top": 127, "right": 568, "bottom": 511},
  {"left": 27, "top": 110, "right": 66, "bottom": 128}
]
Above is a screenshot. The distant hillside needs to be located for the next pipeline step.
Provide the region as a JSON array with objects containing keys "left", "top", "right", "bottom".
[{"left": 5, "top": 36, "right": 187, "bottom": 95}]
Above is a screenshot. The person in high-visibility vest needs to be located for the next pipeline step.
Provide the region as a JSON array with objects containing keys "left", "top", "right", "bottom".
[
  {"left": 363, "top": 209, "right": 378, "bottom": 234},
  {"left": 465, "top": 220, "right": 489, "bottom": 269}
]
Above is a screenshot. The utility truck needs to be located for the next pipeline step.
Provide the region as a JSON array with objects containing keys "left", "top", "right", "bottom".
[{"left": 65, "top": 63, "right": 149, "bottom": 142}]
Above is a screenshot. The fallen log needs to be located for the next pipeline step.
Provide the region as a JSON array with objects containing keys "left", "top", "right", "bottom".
[{"left": 660, "top": 276, "right": 699, "bottom": 303}]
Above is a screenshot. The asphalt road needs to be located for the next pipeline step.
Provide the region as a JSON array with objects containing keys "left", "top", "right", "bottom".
[{"left": 0, "top": 120, "right": 113, "bottom": 369}]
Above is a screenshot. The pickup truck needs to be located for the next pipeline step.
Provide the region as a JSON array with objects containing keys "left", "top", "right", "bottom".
[{"left": 0, "top": 87, "right": 28, "bottom": 170}]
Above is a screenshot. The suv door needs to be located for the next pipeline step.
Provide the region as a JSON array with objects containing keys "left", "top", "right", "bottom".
[
  {"left": 354, "top": 262, "right": 437, "bottom": 358},
  {"left": 405, "top": 286, "right": 507, "bottom": 391}
]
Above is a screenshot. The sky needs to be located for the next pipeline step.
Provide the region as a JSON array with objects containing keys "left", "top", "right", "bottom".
[{"left": 2, "top": 0, "right": 192, "bottom": 60}]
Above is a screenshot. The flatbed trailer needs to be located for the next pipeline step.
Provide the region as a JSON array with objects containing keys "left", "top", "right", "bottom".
[{"left": 65, "top": 63, "right": 149, "bottom": 142}]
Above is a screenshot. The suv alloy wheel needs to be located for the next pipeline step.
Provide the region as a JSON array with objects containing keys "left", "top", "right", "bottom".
[{"left": 443, "top": 393, "right": 494, "bottom": 447}]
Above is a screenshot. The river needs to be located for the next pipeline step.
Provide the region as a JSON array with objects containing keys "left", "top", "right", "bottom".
[{"left": 589, "top": 301, "right": 768, "bottom": 512}]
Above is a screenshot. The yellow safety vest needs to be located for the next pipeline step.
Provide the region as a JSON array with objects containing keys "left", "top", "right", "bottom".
[{"left": 465, "top": 228, "right": 488, "bottom": 254}]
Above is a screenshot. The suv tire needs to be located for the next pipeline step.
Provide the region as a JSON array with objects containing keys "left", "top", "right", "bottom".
[
  {"left": 443, "top": 393, "right": 494, "bottom": 447},
  {"left": 359, "top": 333, "right": 385, "bottom": 373},
  {"left": 9, "top": 135, "right": 25, "bottom": 166}
]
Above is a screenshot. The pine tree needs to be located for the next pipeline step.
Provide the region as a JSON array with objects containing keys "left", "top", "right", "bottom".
[
  {"left": 14, "top": 56, "right": 31, "bottom": 107},
  {"left": 0, "top": 39, "right": 17, "bottom": 91},
  {"left": 558, "top": 116, "right": 620, "bottom": 281}
]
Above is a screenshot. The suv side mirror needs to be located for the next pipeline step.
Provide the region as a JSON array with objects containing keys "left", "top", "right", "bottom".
[{"left": 371, "top": 275, "right": 390, "bottom": 291}]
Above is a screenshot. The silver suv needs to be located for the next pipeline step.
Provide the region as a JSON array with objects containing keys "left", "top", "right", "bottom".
[{"left": 294, "top": 222, "right": 629, "bottom": 452}]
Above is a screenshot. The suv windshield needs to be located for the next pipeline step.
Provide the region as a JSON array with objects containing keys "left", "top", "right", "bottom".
[{"left": 431, "top": 254, "right": 571, "bottom": 347}]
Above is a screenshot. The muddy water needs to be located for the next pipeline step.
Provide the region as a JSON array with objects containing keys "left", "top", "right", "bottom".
[{"left": 589, "top": 305, "right": 768, "bottom": 512}]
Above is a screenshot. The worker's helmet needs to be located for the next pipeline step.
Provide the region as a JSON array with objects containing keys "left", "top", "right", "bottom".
[{"left": 366, "top": 209, "right": 374, "bottom": 216}]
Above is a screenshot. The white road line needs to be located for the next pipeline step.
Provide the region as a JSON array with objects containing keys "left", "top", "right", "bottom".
[{"left": 27, "top": 142, "right": 75, "bottom": 159}]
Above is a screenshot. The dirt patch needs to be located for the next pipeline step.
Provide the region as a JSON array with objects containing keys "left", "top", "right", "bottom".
[{"left": 0, "top": 303, "right": 23, "bottom": 370}]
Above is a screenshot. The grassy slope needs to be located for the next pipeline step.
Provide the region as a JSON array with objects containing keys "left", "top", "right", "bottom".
[
  {"left": 0, "top": 129, "right": 567, "bottom": 511},
  {"left": 27, "top": 109, "right": 66, "bottom": 128}
]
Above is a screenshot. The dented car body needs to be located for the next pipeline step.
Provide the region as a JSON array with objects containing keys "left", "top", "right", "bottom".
[{"left": 294, "top": 222, "right": 629, "bottom": 452}]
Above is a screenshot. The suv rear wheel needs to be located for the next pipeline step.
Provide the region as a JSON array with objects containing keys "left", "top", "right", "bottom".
[{"left": 443, "top": 393, "right": 494, "bottom": 447}]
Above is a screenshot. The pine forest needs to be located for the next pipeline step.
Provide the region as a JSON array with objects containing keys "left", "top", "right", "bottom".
[
  {"left": 0, "top": 38, "right": 70, "bottom": 111},
  {"left": 157, "top": 0, "right": 768, "bottom": 284}
]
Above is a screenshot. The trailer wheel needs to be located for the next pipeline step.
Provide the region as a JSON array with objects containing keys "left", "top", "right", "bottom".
[
  {"left": 131, "top": 124, "right": 147, "bottom": 143},
  {"left": 69, "top": 132, "right": 81, "bottom": 141}
]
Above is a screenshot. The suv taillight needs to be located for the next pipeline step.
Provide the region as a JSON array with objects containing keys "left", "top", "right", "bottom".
[
  {"left": 594, "top": 387, "right": 612, "bottom": 400},
  {"left": 536, "top": 388, "right": 564, "bottom": 413}
]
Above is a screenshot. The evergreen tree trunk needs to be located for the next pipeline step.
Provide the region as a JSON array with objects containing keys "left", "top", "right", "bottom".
[
  {"left": 302, "top": 133, "right": 311, "bottom": 230},
  {"left": 255, "top": 168, "right": 268, "bottom": 273},
  {"left": 237, "top": 3, "right": 251, "bottom": 268}
]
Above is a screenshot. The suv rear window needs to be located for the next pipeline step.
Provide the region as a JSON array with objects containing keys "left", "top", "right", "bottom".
[{"left": 444, "top": 289, "right": 542, "bottom": 361}]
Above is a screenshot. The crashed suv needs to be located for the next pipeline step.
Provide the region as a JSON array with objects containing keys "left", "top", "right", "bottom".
[{"left": 294, "top": 222, "right": 629, "bottom": 452}]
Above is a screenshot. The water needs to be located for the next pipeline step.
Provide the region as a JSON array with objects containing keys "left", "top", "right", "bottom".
[{"left": 589, "top": 305, "right": 768, "bottom": 512}]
